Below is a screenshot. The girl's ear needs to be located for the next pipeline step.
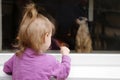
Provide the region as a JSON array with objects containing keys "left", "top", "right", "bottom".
[
  {"left": 45, "top": 32, "right": 49, "bottom": 37},
  {"left": 43, "top": 33, "right": 49, "bottom": 43}
]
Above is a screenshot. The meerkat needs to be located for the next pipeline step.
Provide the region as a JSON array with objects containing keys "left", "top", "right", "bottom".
[{"left": 75, "top": 17, "right": 92, "bottom": 53}]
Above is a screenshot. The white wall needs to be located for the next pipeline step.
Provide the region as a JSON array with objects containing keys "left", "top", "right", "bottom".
[{"left": 1, "top": 53, "right": 120, "bottom": 80}]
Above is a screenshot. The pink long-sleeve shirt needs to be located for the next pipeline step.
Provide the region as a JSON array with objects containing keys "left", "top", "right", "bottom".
[{"left": 3, "top": 48, "right": 71, "bottom": 80}]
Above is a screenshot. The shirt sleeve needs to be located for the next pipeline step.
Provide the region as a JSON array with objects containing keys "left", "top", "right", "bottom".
[
  {"left": 3, "top": 55, "right": 15, "bottom": 75},
  {"left": 52, "top": 55, "right": 71, "bottom": 80}
]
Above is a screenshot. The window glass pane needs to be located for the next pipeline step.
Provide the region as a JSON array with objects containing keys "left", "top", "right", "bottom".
[
  {"left": 94, "top": 0, "right": 120, "bottom": 50},
  {"left": 2, "top": 0, "right": 120, "bottom": 52}
]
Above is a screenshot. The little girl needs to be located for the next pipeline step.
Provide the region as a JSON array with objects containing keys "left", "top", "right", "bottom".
[{"left": 3, "top": 3, "right": 71, "bottom": 80}]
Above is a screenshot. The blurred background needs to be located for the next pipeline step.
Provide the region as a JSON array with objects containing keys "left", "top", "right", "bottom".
[{"left": 2, "top": 0, "right": 120, "bottom": 51}]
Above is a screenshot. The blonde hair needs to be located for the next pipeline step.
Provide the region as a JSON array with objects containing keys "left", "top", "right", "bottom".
[{"left": 16, "top": 3, "right": 55, "bottom": 56}]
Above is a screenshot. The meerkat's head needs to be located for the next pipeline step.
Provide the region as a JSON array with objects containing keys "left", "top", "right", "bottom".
[{"left": 76, "top": 17, "right": 87, "bottom": 25}]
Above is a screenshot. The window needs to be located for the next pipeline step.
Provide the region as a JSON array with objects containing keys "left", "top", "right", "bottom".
[{"left": 1, "top": 0, "right": 120, "bottom": 52}]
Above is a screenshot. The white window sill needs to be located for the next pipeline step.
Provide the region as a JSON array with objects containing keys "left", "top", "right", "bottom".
[{"left": 1, "top": 53, "right": 120, "bottom": 80}]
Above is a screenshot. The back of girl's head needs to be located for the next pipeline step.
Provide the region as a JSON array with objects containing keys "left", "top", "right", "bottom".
[{"left": 16, "top": 3, "right": 55, "bottom": 56}]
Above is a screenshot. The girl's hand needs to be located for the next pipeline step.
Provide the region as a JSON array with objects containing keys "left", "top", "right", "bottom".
[{"left": 60, "top": 46, "right": 70, "bottom": 55}]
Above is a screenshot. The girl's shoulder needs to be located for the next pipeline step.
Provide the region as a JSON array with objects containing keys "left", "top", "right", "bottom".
[
  {"left": 43, "top": 54, "right": 58, "bottom": 61},
  {"left": 44, "top": 54, "right": 56, "bottom": 59}
]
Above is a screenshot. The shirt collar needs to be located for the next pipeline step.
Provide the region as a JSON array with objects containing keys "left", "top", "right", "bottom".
[{"left": 24, "top": 48, "right": 44, "bottom": 57}]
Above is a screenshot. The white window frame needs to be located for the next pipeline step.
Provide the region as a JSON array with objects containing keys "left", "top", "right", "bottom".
[{"left": 0, "top": 0, "right": 2, "bottom": 52}]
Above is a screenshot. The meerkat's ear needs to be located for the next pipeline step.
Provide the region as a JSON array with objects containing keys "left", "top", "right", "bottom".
[
  {"left": 84, "top": 17, "right": 88, "bottom": 21},
  {"left": 76, "top": 19, "right": 81, "bottom": 24}
]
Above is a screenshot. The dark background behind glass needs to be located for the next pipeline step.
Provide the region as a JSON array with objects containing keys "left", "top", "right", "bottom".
[{"left": 2, "top": 0, "right": 120, "bottom": 51}]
